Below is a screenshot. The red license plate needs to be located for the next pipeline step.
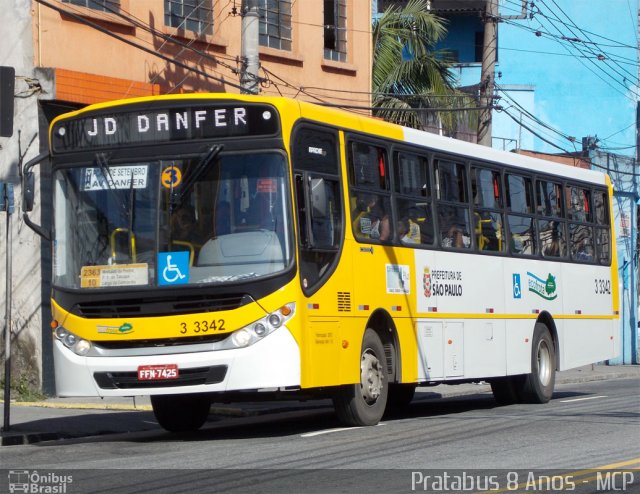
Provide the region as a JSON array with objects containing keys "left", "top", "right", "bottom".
[{"left": 137, "top": 364, "right": 179, "bottom": 381}]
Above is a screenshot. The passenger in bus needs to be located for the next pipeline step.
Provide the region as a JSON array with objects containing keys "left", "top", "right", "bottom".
[
  {"left": 397, "top": 217, "right": 420, "bottom": 244},
  {"left": 172, "top": 205, "right": 205, "bottom": 245},
  {"left": 475, "top": 212, "right": 502, "bottom": 251},
  {"left": 439, "top": 207, "right": 464, "bottom": 248},
  {"left": 353, "top": 194, "right": 390, "bottom": 241},
  {"left": 543, "top": 223, "right": 562, "bottom": 257}
]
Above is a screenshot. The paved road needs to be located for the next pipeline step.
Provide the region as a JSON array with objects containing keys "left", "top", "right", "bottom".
[
  {"left": 0, "top": 368, "right": 638, "bottom": 494},
  {"left": 1, "top": 364, "right": 638, "bottom": 446},
  {"left": 0, "top": 375, "right": 640, "bottom": 494}
]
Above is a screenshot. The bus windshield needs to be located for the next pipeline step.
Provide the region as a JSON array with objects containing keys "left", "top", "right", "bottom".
[{"left": 53, "top": 150, "right": 292, "bottom": 289}]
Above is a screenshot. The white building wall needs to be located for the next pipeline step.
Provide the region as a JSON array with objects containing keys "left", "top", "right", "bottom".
[{"left": 0, "top": 1, "right": 51, "bottom": 392}]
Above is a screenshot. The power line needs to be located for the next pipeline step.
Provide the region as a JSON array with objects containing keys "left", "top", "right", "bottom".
[
  {"left": 498, "top": 8, "right": 640, "bottom": 93},
  {"left": 543, "top": 0, "right": 639, "bottom": 85},
  {"left": 494, "top": 83, "right": 577, "bottom": 143},
  {"left": 498, "top": 105, "right": 574, "bottom": 153},
  {"left": 519, "top": 13, "right": 639, "bottom": 101}
]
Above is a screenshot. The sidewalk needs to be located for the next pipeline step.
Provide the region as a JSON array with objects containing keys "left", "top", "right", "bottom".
[{"left": 1, "top": 364, "right": 638, "bottom": 446}]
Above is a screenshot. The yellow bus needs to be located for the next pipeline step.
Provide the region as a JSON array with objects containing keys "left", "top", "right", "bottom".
[{"left": 23, "top": 94, "right": 619, "bottom": 432}]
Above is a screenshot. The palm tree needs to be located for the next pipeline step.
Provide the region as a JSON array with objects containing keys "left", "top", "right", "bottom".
[{"left": 372, "top": 0, "right": 475, "bottom": 134}]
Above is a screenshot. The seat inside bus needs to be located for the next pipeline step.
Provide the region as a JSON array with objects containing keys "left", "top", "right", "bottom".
[{"left": 190, "top": 230, "right": 284, "bottom": 282}]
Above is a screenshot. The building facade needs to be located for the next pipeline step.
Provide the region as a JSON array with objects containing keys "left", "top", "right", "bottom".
[{"left": 0, "top": 0, "right": 373, "bottom": 394}]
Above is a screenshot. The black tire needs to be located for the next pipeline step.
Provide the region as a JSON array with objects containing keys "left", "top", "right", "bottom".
[
  {"left": 151, "top": 393, "right": 211, "bottom": 432},
  {"left": 388, "top": 383, "right": 417, "bottom": 410},
  {"left": 333, "top": 329, "right": 389, "bottom": 426},
  {"left": 518, "top": 323, "right": 556, "bottom": 403}
]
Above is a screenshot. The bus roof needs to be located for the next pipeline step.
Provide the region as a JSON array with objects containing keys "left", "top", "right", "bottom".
[{"left": 50, "top": 93, "right": 608, "bottom": 186}]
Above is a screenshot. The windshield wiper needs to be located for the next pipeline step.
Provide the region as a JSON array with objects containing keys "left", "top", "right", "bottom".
[{"left": 170, "top": 144, "right": 224, "bottom": 212}]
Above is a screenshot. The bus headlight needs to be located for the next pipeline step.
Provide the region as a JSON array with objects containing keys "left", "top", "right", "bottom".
[
  {"left": 231, "top": 329, "right": 252, "bottom": 348},
  {"left": 53, "top": 324, "right": 93, "bottom": 356},
  {"left": 220, "top": 303, "right": 295, "bottom": 350},
  {"left": 74, "top": 339, "right": 92, "bottom": 356}
]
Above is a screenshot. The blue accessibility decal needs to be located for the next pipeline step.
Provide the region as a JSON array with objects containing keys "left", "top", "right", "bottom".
[
  {"left": 512, "top": 273, "right": 522, "bottom": 299},
  {"left": 158, "top": 251, "right": 190, "bottom": 286}
]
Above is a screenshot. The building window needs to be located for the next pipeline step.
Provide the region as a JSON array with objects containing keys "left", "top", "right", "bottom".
[
  {"left": 62, "top": 0, "right": 120, "bottom": 12},
  {"left": 164, "top": 0, "right": 214, "bottom": 36},
  {"left": 258, "top": 0, "right": 292, "bottom": 51},
  {"left": 324, "top": 0, "right": 347, "bottom": 62}
]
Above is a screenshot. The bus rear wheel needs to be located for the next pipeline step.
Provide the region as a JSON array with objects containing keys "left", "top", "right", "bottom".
[
  {"left": 519, "top": 323, "right": 556, "bottom": 403},
  {"left": 333, "top": 329, "right": 388, "bottom": 426},
  {"left": 151, "top": 393, "right": 211, "bottom": 432}
]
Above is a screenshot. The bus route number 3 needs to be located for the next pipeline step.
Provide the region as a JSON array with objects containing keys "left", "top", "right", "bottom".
[
  {"left": 594, "top": 278, "right": 611, "bottom": 295},
  {"left": 179, "top": 319, "right": 225, "bottom": 334}
]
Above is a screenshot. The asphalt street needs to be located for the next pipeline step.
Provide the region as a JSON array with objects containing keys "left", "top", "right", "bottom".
[{"left": 1, "top": 364, "right": 638, "bottom": 446}]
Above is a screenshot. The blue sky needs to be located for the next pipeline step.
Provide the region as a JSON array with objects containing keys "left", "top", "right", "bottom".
[{"left": 495, "top": 0, "right": 638, "bottom": 156}]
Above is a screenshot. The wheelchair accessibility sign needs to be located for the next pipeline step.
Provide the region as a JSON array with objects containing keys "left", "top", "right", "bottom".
[
  {"left": 512, "top": 273, "right": 522, "bottom": 299},
  {"left": 158, "top": 251, "right": 190, "bottom": 286}
]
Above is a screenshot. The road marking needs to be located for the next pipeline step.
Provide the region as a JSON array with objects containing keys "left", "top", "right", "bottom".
[
  {"left": 301, "top": 423, "right": 385, "bottom": 437},
  {"left": 559, "top": 395, "right": 607, "bottom": 403}
]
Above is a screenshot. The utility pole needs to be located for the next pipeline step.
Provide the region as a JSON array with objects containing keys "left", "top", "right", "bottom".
[
  {"left": 240, "top": 0, "right": 260, "bottom": 94},
  {"left": 477, "top": 0, "right": 498, "bottom": 146}
]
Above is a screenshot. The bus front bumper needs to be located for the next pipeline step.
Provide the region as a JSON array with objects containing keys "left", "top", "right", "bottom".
[{"left": 52, "top": 328, "right": 301, "bottom": 397}]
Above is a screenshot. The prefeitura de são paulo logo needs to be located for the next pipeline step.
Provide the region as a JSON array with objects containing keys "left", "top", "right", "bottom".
[{"left": 423, "top": 267, "right": 431, "bottom": 298}]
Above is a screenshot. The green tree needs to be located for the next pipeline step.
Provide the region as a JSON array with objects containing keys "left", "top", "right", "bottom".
[{"left": 372, "top": 0, "right": 475, "bottom": 133}]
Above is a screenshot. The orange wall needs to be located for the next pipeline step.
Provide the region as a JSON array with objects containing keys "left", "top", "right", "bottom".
[{"left": 33, "top": 0, "right": 372, "bottom": 106}]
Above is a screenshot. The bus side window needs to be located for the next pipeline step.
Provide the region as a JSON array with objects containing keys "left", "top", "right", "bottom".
[
  {"left": 506, "top": 173, "right": 536, "bottom": 256},
  {"left": 539, "top": 220, "right": 567, "bottom": 258},
  {"left": 536, "top": 180, "right": 563, "bottom": 217},
  {"left": 471, "top": 167, "right": 504, "bottom": 252},
  {"left": 593, "top": 189, "right": 610, "bottom": 264},
  {"left": 566, "top": 186, "right": 594, "bottom": 263},
  {"left": 348, "top": 140, "right": 391, "bottom": 243},
  {"left": 393, "top": 152, "right": 433, "bottom": 246},
  {"left": 435, "top": 159, "right": 471, "bottom": 249},
  {"left": 507, "top": 215, "right": 535, "bottom": 255},
  {"left": 569, "top": 223, "right": 594, "bottom": 262}
]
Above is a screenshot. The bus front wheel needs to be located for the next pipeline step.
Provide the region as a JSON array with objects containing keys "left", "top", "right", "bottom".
[
  {"left": 333, "top": 329, "right": 389, "bottom": 426},
  {"left": 151, "top": 393, "right": 211, "bottom": 432},
  {"left": 519, "top": 323, "right": 556, "bottom": 403}
]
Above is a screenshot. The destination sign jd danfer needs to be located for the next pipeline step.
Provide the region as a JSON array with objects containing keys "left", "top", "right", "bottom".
[{"left": 51, "top": 102, "right": 280, "bottom": 152}]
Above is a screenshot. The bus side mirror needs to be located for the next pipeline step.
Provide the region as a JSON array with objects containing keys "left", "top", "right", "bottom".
[
  {"left": 23, "top": 171, "right": 34, "bottom": 212},
  {"left": 22, "top": 151, "right": 51, "bottom": 240}
]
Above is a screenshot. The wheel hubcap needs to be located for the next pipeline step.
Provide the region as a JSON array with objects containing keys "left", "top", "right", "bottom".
[
  {"left": 360, "top": 350, "right": 383, "bottom": 405},
  {"left": 537, "top": 340, "right": 552, "bottom": 386}
]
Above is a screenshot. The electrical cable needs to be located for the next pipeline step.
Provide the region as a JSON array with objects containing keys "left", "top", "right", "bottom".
[{"left": 544, "top": 0, "right": 638, "bottom": 84}]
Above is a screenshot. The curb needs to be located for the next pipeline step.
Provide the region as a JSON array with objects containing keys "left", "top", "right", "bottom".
[{"left": 3, "top": 400, "right": 152, "bottom": 412}]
